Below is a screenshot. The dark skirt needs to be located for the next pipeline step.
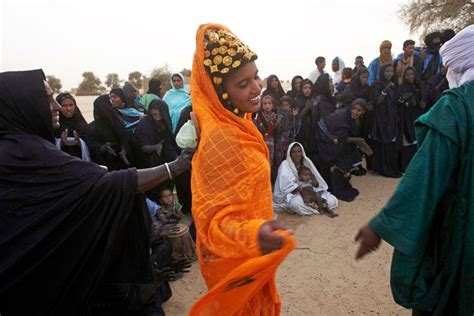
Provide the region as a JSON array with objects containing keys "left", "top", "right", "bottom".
[
  {"left": 372, "top": 141, "right": 402, "bottom": 178},
  {"left": 400, "top": 144, "right": 417, "bottom": 172},
  {"left": 330, "top": 169, "right": 359, "bottom": 202}
]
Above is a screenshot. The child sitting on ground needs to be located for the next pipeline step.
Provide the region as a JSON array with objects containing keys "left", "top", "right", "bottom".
[
  {"left": 298, "top": 166, "right": 338, "bottom": 218},
  {"left": 157, "top": 188, "right": 196, "bottom": 261}
]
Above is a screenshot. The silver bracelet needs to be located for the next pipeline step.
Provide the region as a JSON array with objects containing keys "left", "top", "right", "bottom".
[{"left": 164, "top": 162, "right": 173, "bottom": 180}]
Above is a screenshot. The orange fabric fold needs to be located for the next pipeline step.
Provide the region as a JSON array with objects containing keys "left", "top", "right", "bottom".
[{"left": 189, "top": 23, "right": 296, "bottom": 315}]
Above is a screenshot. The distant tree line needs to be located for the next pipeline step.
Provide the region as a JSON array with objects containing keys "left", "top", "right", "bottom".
[{"left": 48, "top": 66, "right": 192, "bottom": 96}]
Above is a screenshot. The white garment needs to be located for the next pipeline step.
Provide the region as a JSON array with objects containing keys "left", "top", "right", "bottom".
[
  {"left": 332, "top": 57, "right": 346, "bottom": 86},
  {"left": 55, "top": 137, "right": 91, "bottom": 162},
  {"left": 307, "top": 69, "right": 330, "bottom": 84},
  {"left": 440, "top": 24, "right": 474, "bottom": 88},
  {"left": 273, "top": 142, "right": 338, "bottom": 215}
]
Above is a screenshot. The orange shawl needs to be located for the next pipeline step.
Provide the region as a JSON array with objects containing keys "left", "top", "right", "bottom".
[{"left": 189, "top": 23, "right": 296, "bottom": 315}]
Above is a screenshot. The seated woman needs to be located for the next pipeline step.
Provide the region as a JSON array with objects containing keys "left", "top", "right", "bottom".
[
  {"left": 314, "top": 98, "right": 369, "bottom": 202},
  {"left": 273, "top": 142, "right": 338, "bottom": 216},
  {"left": 134, "top": 99, "right": 178, "bottom": 201},
  {"left": 86, "top": 92, "right": 140, "bottom": 170},
  {"left": 54, "top": 92, "right": 91, "bottom": 161}
]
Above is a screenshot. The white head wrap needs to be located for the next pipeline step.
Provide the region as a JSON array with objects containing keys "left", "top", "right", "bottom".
[{"left": 440, "top": 25, "right": 474, "bottom": 88}]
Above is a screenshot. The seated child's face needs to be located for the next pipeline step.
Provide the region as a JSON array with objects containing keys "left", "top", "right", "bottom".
[
  {"left": 159, "top": 189, "right": 174, "bottom": 207},
  {"left": 281, "top": 101, "right": 291, "bottom": 112},
  {"left": 299, "top": 171, "right": 312, "bottom": 182}
]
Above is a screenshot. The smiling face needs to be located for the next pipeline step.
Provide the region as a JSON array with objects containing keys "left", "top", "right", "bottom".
[
  {"left": 60, "top": 98, "right": 76, "bottom": 118},
  {"left": 223, "top": 61, "right": 262, "bottom": 115},
  {"left": 44, "top": 81, "right": 61, "bottom": 128},
  {"left": 351, "top": 104, "right": 366, "bottom": 120}
]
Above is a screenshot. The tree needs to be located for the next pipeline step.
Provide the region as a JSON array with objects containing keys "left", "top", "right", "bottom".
[
  {"left": 128, "top": 71, "right": 143, "bottom": 89},
  {"left": 399, "top": 0, "right": 473, "bottom": 36},
  {"left": 150, "top": 64, "right": 172, "bottom": 92},
  {"left": 46, "top": 75, "right": 62, "bottom": 93},
  {"left": 180, "top": 68, "right": 192, "bottom": 78},
  {"left": 105, "top": 73, "right": 121, "bottom": 89},
  {"left": 76, "top": 72, "right": 102, "bottom": 96}
]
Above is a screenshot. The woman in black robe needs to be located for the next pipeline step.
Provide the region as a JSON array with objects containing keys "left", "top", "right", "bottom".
[
  {"left": 314, "top": 99, "right": 367, "bottom": 201},
  {"left": 0, "top": 70, "right": 193, "bottom": 315},
  {"left": 311, "top": 73, "right": 337, "bottom": 119},
  {"left": 397, "top": 66, "right": 426, "bottom": 171},
  {"left": 369, "top": 64, "right": 402, "bottom": 178},
  {"left": 261, "top": 74, "right": 286, "bottom": 107},
  {"left": 286, "top": 75, "right": 303, "bottom": 99},
  {"left": 134, "top": 99, "right": 178, "bottom": 201},
  {"left": 86, "top": 94, "right": 139, "bottom": 170},
  {"left": 54, "top": 92, "right": 90, "bottom": 159}
]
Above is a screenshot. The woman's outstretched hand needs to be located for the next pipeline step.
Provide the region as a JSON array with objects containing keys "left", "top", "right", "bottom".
[
  {"left": 354, "top": 224, "right": 381, "bottom": 260},
  {"left": 258, "top": 220, "right": 292, "bottom": 255}
]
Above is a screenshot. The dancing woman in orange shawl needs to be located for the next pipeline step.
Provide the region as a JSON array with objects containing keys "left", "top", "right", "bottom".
[{"left": 189, "top": 24, "right": 296, "bottom": 315}]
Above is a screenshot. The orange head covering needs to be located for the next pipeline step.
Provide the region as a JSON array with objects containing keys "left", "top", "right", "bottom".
[
  {"left": 189, "top": 23, "right": 296, "bottom": 315},
  {"left": 379, "top": 40, "right": 393, "bottom": 66}
]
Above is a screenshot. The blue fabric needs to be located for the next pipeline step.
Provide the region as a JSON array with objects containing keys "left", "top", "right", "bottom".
[
  {"left": 422, "top": 53, "right": 443, "bottom": 74},
  {"left": 116, "top": 107, "right": 142, "bottom": 130},
  {"left": 162, "top": 73, "right": 191, "bottom": 133},
  {"left": 368, "top": 58, "right": 380, "bottom": 86}
]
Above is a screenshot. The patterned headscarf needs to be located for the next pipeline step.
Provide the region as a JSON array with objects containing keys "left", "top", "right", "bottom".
[{"left": 203, "top": 28, "right": 258, "bottom": 107}]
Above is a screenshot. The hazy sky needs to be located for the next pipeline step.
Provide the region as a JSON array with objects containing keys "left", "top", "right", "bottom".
[{"left": 1, "top": 0, "right": 418, "bottom": 90}]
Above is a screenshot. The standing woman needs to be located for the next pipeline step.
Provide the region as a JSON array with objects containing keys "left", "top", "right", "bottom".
[
  {"left": 54, "top": 92, "right": 91, "bottom": 161},
  {"left": 397, "top": 66, "right": 426, "bottom": 171},
  {"left": 189, "top": 24, "right": 295, "bottom": 315},
  {"left": 162, "top": 72, "right": 191, "bottom": 134},
  {"left": 369, "top": 64, "right": 402, "bottom": 178},
  {"left": 262, "top": 74, "right": 286, "bottom": 107}
]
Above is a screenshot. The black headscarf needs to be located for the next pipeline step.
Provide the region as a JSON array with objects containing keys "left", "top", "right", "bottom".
[
  {"left": 134, "top": 99, "right": 178, "bottom": 168},
  {"left": 342, "top": 68, "right": 370, "bottom": 107},
  {"left": 369, "top": 64, "right": 398, "bottom": 143},
  {"left": 422, "top": 31, "right": 442, "bottom": 81},
  {"left": 286, "top": 75, "right": 304, "bottom": 99},
  {"left": 398, "top": 66, "right": 425, "bottom": 143},
  {"left": 148, "top": 79, "right": 162, "bottom": 96},
  {"left": 313, "top": 73, "right": 335, "bottom": 105},
  {"left": 262, "top": 74, "right": 286, "bottom": 106},
  {"left": 0, "top": 70, "right": 151, "bottom": 314},
  {"left": 93, "top": 94, "right": 128, "bottom": 141},
  {"left": 0, "top": 69, "right": 53, "bottom": 143},
  {"left": 54, "top": 93, "right": 88, "bottom": 138},
  {"left": 294, "top": 79, "right": 313, "bottom": 111},
  {"left": 110, "top": 88, "right": 127, "bottom": 105}
]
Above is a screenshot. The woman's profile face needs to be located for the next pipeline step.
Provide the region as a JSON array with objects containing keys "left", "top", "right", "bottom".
[
  {"left": 172, "top": 75, "right": 183, "bottom": 89},
  {"left": 60, "top": 98, "right": 76, "bottom": 118},
  {"left": 44, "top": 81, "right": 60, "bottom": 128},
  {"left": 290, "top": 144, "right": 302, "bottom": 164},
  {"left": 109, "top": 93, "right": 125, "bottom": 108},
  {"left": 223, "top": 61, "right": 262, "bottom": 114}
]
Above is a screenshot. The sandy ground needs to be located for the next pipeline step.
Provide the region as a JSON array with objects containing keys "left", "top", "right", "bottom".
[
  {"left": 74, "top": 96, "right": 409, "bottom": 315},
  {"left": 162, "top": 173, "right": 410, "bottom": 315}
]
